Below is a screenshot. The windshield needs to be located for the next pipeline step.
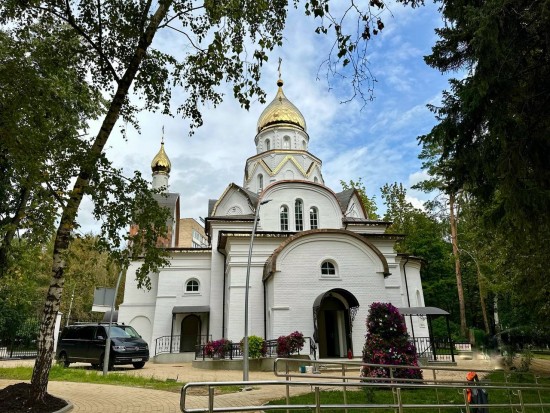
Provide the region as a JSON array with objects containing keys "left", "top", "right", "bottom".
[
  {"left": 107, "top": 326, "right": 131, "bottom": 338},
  {"left": 120, "top": 325, "right": 141, "bottom": 338}
]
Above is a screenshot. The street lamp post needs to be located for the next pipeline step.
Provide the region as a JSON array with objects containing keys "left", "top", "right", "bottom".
[
  {"left": 243, "top": 198, "right": 272, "bottom": 382},
  {"left": 102, "top": 266, "right": 125, "bottom": 376}
]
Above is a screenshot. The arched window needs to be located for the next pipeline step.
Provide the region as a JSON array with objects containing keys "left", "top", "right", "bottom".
[
  {"left": 314, "top": 176, "right": 319, "bottom": 183},
  {"left": 258, "top": 174, "right": 263, "bottom": 191},
  {"left": 280, "top": 205, "right": 289, "bottom": 231},
  {"left": 321, "top": 261, "right": 336, "bottom": 276},
  {"left": 227, "top": 206, "right": 243, "bottom": 215},
  {"left": 265, "top": 139, "right": 270, "bottom": 150},
  {"left": 302, "top": 140, "right": 306, "bottom": 149},
  {"left": 185, "top": 279, "right": 199, "bottom": 293},
  {"left": 283, "top": 135, "right": 290, "bottom": 149},
  {"left": 295, "top": 199, "right": 304, "bottom": 231},
  {"left": 309, "top": 206, "right": 319, "bottom": 229}
]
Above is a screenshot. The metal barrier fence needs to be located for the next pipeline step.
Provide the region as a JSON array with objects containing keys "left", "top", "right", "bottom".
[
  {"left": 0, "top": 316, "right": 40, "bottom": 359},
  {"left": 411, "top": 336, "right": 457, "bottom": 362},
  {"left": 155, "top": 335, "right": 212, "bottom": 355},
  {"left": 0, "top": 341, "right": 38, "bottom": 359},
  {"left": 193, "top": 337, "right": 317, "bottom": 360},
  {"left": 180, "top": 358, "right": 550, "bottom": 412}
]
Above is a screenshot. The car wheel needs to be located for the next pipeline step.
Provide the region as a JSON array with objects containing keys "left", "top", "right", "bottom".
[
  {"left": 57, "top": 352, "right": 70, "bottom": 368},
  {"left": 132, "top": 361, "right": 145, "bottom": 369}
]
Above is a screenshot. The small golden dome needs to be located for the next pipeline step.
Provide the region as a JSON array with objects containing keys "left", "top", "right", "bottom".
[
  {"left": 151, "top": 141, "right": 171, "bottom": 174},
  {"left": 257, "top": 79, "right": 307, "bottom": 134}
]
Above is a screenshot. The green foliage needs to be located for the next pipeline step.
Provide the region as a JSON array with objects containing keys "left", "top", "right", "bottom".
[
  {"left": 0, "top": 366, "right": 184, "bottom": 392},
  {"left": 340, "top": 178, "right": 378, "bottom": 219},
  {"left": 0, "top": 23, "right": 104, "bottom": 273},
  {"left": 380, "top": 183, "right": 459, "bottom": 326},
  {"left": 61, "top": 235, "right": 123, "bottom": 323},
  {"left": 419, "top": 0, "right": 550, "bottom": 333},
  {"left": 0, "top": 240, "right": 52, "bottom": 338},
  {"left": 240, "top": 335, "right": 267, "bottom": 359}
]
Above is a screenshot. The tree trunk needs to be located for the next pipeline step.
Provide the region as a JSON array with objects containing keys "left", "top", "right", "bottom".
[
  {"left": 449, "top": 192, "right": 468, "bottom": 338},
  {"left": 29, "top": 3, "right": 171, "bottom": 402},
  {"left": 473, "top": 256, "right": 490, "bottom": 334},
  {"left": 0, "top": 186, "right": 30, "bottom": 275}
]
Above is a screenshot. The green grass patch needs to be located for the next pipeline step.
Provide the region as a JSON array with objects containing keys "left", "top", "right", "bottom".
[
  {"left": 266, "top": 371, "right": 550, "bottom": 413},
  {"left": 534, "top": 353, "right": 550, "bottom": 361},
  {"left": 0, "top": 365, "right": 184, "bottom": 393}
]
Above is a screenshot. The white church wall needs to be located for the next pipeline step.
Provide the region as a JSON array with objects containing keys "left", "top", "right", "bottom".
[
  {"left": 208, "top": 220, "right": 257, "bottom": 339},
  {"left": 120, "top": 261, "right": 159, "bottom": 305},
  {"left": 384, "top": 264, "right": 405, "bottom": 306},
  {"left": 208, "top": 249, "right": 226, "bottom": 339},
  {"left": 159, "top": 253, "right": 212, "bottom": 308},
  {"left": 259, "top": 183, "right": 342, "bottom": 231},
  {"left": 118, "top": 262, "right": 160, "bottom": 353},
  {"left": 212, "top": 190, "right": 253, "bottom": 217},
  {"left": 268, "top": 233, "right": 390, "bottom": 356},
  {"left": 399, "top": 258, "right": 429, "bottom": 338},
  {"left": 223, "top": 236, "right": 282, "bottom": 342}
]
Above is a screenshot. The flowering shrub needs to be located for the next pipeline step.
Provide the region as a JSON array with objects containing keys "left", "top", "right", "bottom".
[
  {"left": 361, "top": 302, "right": 422, "bottom": 381},
  {"left": 204, "top": 338, "right": 233, "bottom": 359},
  {"left": 239, "top": 335, "right": 267, "bottom": 359},
  {"left": 276, "top": 331, "right": 305, "bottom": 356}
]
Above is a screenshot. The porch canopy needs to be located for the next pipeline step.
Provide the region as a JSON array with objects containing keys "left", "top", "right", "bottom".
[
  {"left": 398, "top": 306, "right": 449, "bottom": 316},
  {"left": 172, "top": 306, "right": 210, "bottom": 314},
  {"left": 398, "top": 306, "right": 455, "bottom": 362}
]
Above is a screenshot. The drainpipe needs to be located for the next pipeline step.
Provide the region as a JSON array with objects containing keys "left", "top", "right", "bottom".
[
  {"left": 402, "top": 256, "right": 416, "bottom": 341},
  {"left": 170, "top": 313, "right": 175, "bottom": 353},
  {"left": 218, "top": 245, "right": 228, "bottom": 339},
  {"left": 263, "top": 281, "right": 267, "bottom": 340}
]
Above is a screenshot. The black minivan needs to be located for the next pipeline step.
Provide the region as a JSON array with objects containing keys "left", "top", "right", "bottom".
[{"left": 56, "top": 323, "right": 149, "bottom": 370}]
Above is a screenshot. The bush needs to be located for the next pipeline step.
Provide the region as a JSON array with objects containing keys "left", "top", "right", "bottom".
[
  {"left": 239, "top": 335, "right": 267, "bottom": 359},
  {"left": 204, "top": 338, "right": 233, "bottom": 359},
  {"left": 361, "top": 302, "right": 423, "bottom": 381},
  {"left": 276, "top": 331, "right": 305, "bottom": 357}
]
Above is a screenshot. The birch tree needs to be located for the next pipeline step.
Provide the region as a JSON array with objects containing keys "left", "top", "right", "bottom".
[{"left": 1, "top": 0, "right": 424, "bottom": 404}]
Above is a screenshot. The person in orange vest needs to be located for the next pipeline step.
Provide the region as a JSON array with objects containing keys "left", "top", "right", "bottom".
[{"left": 466, "top": 371, "right": 489, "bottom": 412}]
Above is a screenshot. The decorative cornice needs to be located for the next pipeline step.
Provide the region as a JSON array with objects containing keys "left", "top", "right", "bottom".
[
  {"left": 245, "top": 155, "right": 320, "bottom": 182},
  {"left": 217, "top": 230, "right": 292, "bottom": 251}
]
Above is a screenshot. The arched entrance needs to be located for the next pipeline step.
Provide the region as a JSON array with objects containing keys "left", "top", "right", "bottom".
[
  {"left": 180, "top": 315, "right": 201, "bottom": 352},
  {"left": 313, "top": 289, "right": 359, "bottom": 358}
]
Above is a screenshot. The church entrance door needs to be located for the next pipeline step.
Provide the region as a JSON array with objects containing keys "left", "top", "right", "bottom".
[
  {"left": 314, "top": 290, "right": 358, "bottom": 358},
  {"left": 180, "top": 315, "right": 200, "bottom": 352}
]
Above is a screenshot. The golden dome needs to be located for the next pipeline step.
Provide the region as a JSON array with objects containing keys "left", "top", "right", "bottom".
[
  {"left": 257, "top": 79, "right": 306, "bottom": 134},
  {"left": 151, "top": 141, "right": 171, "bottom": 174}
]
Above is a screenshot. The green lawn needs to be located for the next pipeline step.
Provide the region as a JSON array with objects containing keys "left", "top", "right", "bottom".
[
  {"left": 0, "top": 365, "right": 183, "bottom": 393},
  {"left": 535, "top": 353, "right": 550, "bottom": 361},
  {"left": 266, "top": 372, "right": 550, "bottom": 413}
]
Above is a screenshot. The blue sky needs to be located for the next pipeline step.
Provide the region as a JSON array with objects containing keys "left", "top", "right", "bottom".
[{"left": 78, "top": 2, "right": 452, "bottom": 233}]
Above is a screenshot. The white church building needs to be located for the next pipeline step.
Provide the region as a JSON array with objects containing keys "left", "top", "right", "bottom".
[{"left": 118, "top": 78, "right": 430, "bottom": 360}]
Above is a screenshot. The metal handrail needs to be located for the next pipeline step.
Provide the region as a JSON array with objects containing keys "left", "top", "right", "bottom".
[
  {"left": 180, "top": 358, "right": 550, "bottom": 413},
  {"left": 155, "top": 335, "right": 211, "bottom": 356},
  {"left": 180, "top": 379, "right": 550, "bottom": 412}
]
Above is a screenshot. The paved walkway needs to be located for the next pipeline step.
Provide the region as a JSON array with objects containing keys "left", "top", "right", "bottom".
[
  {"left": 1, "top": 355, "right": 531, "bottom": 412},
  {"left": 0, "top": 360, "right": 319, "bottom": 412}
]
